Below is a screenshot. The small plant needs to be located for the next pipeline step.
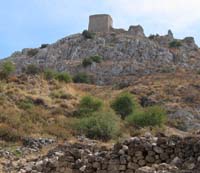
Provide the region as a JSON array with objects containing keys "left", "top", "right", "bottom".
[
  {"left": 43, "top": 69, "right": 56, "bottom": 80},
  {"left": 73, "top": 73, "right": 91, "bottom": 84},
  {"left": 25, "top": 64, "right": 40, "bottom": 75},
  {"left": 82, "top": 55, "right": 103, "bottom": 67},
  {"left": 27, "top": 49, "right": 39, "bottom": 57},
  {"left": 82, "top": 30, "right": 94, "bottom": 39},
  {"left": 50, "top": 90, "right": 72, "bottom": 100},
  {"left": 0, "top": 61, "right": 15, "bottom": 79},
  {"left": 126, "top": 106, "right": 166, "bottom": 127},
  {"left": 169, "top": 40, "right": 182, "bottom": 48},
  {"left": 17, "top": 98, "right": 34, "bottom": 110},
  {"left": 77, "top": 95, "right": 103, "bottom": 116},
  {"left": 111, "top": 92, "right": 136, "bottom": 119},
  {"left": 40, "top": 44, "right": 49, "bottom": 49},
  {"left": 55, "top": 72, "right": 72, "bottom": 83},
  {"left": 149, "top": 35, "right": 155, "bottom": 39},
  {"left": 74, "top": 110, "right": 120, "bottom": 141},
  {"left": 82, "top": 58, "right": 93, "bottom": 67},
  {"left": 90, "top": 55, "right": 102, "bottom": 63}
]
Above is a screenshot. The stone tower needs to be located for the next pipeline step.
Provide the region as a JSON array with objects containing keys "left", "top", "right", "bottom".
[{"left": 88, "top": 14, "right": 113, "bottom": 33}]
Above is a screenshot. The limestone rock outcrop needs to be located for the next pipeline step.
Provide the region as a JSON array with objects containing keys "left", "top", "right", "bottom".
[{"left": 2, "top": 29, "right": 200, "bottom": 85}]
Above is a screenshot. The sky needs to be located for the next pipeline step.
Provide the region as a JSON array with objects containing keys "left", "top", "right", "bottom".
[{"left": 0, "top": 0, "right": 200, "bottom": 59}]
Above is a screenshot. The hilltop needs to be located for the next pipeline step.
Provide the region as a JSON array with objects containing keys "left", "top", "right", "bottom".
[{"left": 2, "top": 20, "right": 200, "bottom": 85}]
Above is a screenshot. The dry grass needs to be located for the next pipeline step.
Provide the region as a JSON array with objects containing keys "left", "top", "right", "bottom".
[{"left": 0, "top": 71, "right": 199, "bottom": 143}]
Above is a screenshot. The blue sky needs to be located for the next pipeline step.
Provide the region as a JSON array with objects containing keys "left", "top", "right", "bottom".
[{"left": 1, "top": 0, "right": 200, "bottom": 59}]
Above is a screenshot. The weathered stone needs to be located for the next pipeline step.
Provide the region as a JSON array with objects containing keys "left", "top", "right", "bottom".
[
  {"left": 138, "top": 160, "right": 146, "bottom": 166},
  {"left": 127, "top": 162, "right": 139, "bottom": 170},
  {"left": 145, "top": 155, "right": 155, "bottom": 163},
  {"left": 128, "top": 25, "right": 145, "bottom": 37},
  {"left": 89, "top": 14, "right": 113, "bottom": 33},
  {"left": 153, "top": 146, "right": 163, "bottom": 154}
]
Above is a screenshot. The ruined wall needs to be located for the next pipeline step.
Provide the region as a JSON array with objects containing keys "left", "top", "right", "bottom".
[
  {"left": 88, "top": 14, "right": 113, "bottom": 33},
  {"left": 18, "top": 136, "right": 200, "bottom": 173}
]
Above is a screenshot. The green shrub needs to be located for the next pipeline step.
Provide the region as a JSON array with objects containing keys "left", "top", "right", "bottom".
[
  {"left": 149, "top": 35, "right": 155, "bottom": 39},
  {"left": 111, "top": 92, "right": 136, "bottom": 119},
  {"left": 82, "top": 30, "right": 94, "bottom": 39},
  {"left": 77, "top": 95, "right": 103, "bottom": 116},
  {"left": 25, "top": 64, "right": 40, "bottom": 75},
  {"left": 0, "top": 61, "right": 15, "bottom": 79},
  {"left": 27, "top": 49, "right": 39, "bottom": 57},
  {"left": 82, "top": 58, "right": 93, "bottom": 67},
  {"left": 17, "top": 98, "right": 34, "bottom": 110},
  {"left": 50, "top": 90, "right": 72, "bottom": 100},
  {"left": 55, "top": 72, "right": 72, "bottom": 83},
  {"left": 43, "top": 69, "right": 56, "bottom": 80},
  {"left": 169, "top": 40, "right": 182, "bottom": 48},
  {"left": 74, "top": 110, "right": 120, "bottom": 141},
  {"left": 90, "top": 55, "right": 102, "bottom": 63},
  {"left": 40, "top": 44, "right": 49, "bottom": 49},
  {"left": 126, "top": 106, "right": 166, "bottom": 127},
  {"left": 82, "top": 55, "right": 103, "bottom": 68},
  {"left": 73, "top": 73, "right": 91, "bottom": 84}
]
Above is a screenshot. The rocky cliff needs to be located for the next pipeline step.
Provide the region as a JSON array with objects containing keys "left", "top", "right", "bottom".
[{"left": 2, "top": 27, "right": 200, "bottom": 85}]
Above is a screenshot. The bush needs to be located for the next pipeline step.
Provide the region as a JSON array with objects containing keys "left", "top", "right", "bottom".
[
  {"left": 111, "top": 92, "right": 136, "bottom": 119},
  {"left": 50, "top": 90, "right": 72, "bottom": 100},
  {"left": 169, "top": 40, "right": 182, "bottom": 48},
  {"left": 17, "top": 98, "right": 34, "bottom": 110},
  {"left": 82, "top": 55, "right": 103, "bottom": 68},
  {"left": 0, "top": 61, "right": 15, "bottom": 79},
  {"left": 43, "top": 69, "right": 56, "bottom": 80},
  {"left": 40, "top": 44, "right": 49, "bottom": 49},
  {"left": 25, "top": 64, "right": 40, "bottom": 75},
  {"left": 73, "top": 73, "right": 91, "bottom": 84},
  {"left": 27, "top": 49, "right": 39, "bottom": 57},
  {"left": 82, "top": 58, "right": 93, "bottom": 67},
  {"left": 82, "top": 30, "right": 94, "bottom": 39},
  {"left": 74, "top": 111, "right": 120, "bottom": 141},
  {"left": 55, "top": 72, "right": 72, "bottom": 83},
  {"left": 90, "top": 55, "right": 102, "bottom": 63},
  {"left": 77, "top": 95, "right": 103, "bottom": 116},
  {"left": 126, "top": 106, "right": 166, "bottom": 127}
]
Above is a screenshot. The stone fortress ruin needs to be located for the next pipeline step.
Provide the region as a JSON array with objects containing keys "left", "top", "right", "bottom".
[
  {"left": 88, "top": 14, "right": 113, "bottom": 33},
  {"left": 88, "top": 14, "right": 145, "bottom": 37},
  {"left": 88, "top": 14, "right": 197, "bottom": 49}
]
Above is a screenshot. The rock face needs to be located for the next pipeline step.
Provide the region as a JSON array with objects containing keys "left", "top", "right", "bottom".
[
  {"left": 14, "top": 135, "right": 200, "bottom": 173},
  {"left": 1, "top": 15, "right": 200, "bottom": 85},
  {"left": 3, "top": 29, "right": 200, "bottom": 85},
  {"left": 128, "top": 25, "right": 145, "bottom": 37}
]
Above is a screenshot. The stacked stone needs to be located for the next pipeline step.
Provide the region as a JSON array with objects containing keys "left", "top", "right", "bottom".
[{"left": 17, "top": 136, "right": 200, "bottom": 173}]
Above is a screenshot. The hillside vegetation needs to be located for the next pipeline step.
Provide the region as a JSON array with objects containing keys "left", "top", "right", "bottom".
[{"left": 0, "top": 62, "right": 199, "bottom": 144}]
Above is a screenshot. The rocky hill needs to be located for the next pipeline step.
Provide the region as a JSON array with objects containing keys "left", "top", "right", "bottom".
[
  {"left": 1, "top": 15, "right": 200, "bottom": 173},
  {"left": 2, "top": 26, "right": 200, "bottom": 85}
]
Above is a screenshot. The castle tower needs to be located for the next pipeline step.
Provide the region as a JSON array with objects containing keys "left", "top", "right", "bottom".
[{"left": 88, "top": 14, "right": 113, "bottom": 33}]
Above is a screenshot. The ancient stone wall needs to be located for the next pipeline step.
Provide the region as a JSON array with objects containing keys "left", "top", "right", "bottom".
[
  {"left": 88, "top": 14, "right": 113, "bottom": 33},
  {"left": 18, "top": 135, "right": 200, "bottom": 173}
]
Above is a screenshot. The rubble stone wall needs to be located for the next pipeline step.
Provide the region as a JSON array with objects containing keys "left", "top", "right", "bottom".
[{"left": 19, "top": 136, "right": 200, "bottom": 173}]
